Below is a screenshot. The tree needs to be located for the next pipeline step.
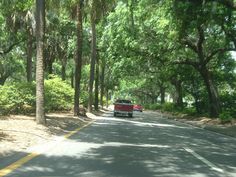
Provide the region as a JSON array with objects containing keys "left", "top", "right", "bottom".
[
  {"left": 87, "top": 0, "right": 97, "bottom": 112},
  {"left": 35, "top": 0, "right": 46, "bottom": 124},
  {"left": 74, "top": 0, "right": 84, "bottom": 116},
  {"left": 172, "top": 0, "right": 236, "bottom": 117}
]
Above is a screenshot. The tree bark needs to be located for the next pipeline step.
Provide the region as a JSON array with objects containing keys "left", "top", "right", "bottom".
[
  {"left": 35, "top": 0, "right": 46, "bottom": 125},
  {"left": 74, "top": 1, "right": 83, "bottom": 116},
  {"left": 106, "top": 88, "right": 109, "bottom": 108},
  {"left": 71, "top": 70, "right": 74, "bottom": 88},
  {"left": 26, "top": 27, "right": 33, "bottom": 82},
  {"left": 171, "top": 78, "right": 183, "bottom": 108},
  {"left": 160, "top": 86, "right": 165, "bottom": 104},
  {"left": 61, "top": 64, "right": 66, "bottom": 81},
  {"left": 47, "top": 59, "right": 53, "bottom": 74},
  {"left": 100, "top": 64, "right": 105, "bottom": 108},
  {"left": 88, "top": 6, "right": 97, "bottom": 113},
  {"left": 94, "top": 52, "right": 99, "bottom": 111}
]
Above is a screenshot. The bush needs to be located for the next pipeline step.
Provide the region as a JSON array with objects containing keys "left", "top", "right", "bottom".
[
  {"left": 0, "top": 83, "right": 36, "bottom": 114},
  {"left": 44, "top": 77, "right": 74, "bottom": 111},
  {"left": 144, "top": 104, "right": 162, "bottom": 110},
  {"left": 219, "top": 111, "right": 233, "bottom": 123},
  {"left": 161, "top": 103, "right": 175, "bottom": 112},
  {"left": 220, "top": 93, "right": 236, "bottom": 118},
  {"left": 182, "top": 107, "right": 196, "bottom": 115},
  {"left": 0, "top": 77, "right": 74, "bottom": 115}
]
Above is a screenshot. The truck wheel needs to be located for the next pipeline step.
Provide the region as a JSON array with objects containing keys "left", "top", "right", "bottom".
[{"left": 128, "top": 113, "right": 133, "bottom": 118}]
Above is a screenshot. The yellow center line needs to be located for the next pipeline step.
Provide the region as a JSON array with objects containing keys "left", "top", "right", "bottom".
[
  {"left": 0, "top": 120, "right": 95, "bottom": 177},
  {"left": 0, "top": 153, "right": 39, "bottom": 177},
  {"left": 64, "top": 120, "right": 95, "bottom": 139}
]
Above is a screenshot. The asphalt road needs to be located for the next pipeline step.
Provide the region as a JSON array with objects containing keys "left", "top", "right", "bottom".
[{"left": 1, "top": 111, "right": 236, "bottom": 177}]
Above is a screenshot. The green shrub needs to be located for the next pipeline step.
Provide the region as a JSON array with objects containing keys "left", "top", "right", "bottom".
[
  {"left": 220, "top": 93, "right": 236, "bottom": 118},
  {"left": 144, "top": 104, "right": 162, "bottom": 110},
  {"left": 0, "top": 83, "right": 35, "bottom": 114},
  {"left": 161, "top": 103, "right": 175, "bottom": 112},
  {"left": 44, "top": 77, "right": 74, "bottom": 111},
  {"left": 219, "top": 111, "right": 232, "bottom": 123},
  {"left": 0, "top": 77, "right": 74, "bottom": 115},
  {"left": 182, "top": 107, "right": 196, "bottom": 115}
]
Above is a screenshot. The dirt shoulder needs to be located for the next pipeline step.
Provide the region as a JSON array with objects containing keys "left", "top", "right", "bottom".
[
  {"left": 159, "top": 111, "right": 236, "bottom": 138},
  {"left": 0, "top": 112, "right": 92, "bottom": 157}
]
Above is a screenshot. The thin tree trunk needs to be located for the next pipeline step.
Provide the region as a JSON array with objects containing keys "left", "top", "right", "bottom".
[
  {"left": 71, "top": 70, "right": 74, "bottom": 88},
  {"left": 35, "top": 0, "right": 46, "bottom": 125},
  {"left": 48, "top": 59, "right": 53, "bottom": 74},
  {"left": 94, "top": 53, "right": 99, "bottom": 111},
  {"left": 100, "top": 64, "right": 105, "bottom": 108},
  {"left": 160, "top": 86, "right": 165, "bottom": 104},
  {"left": 88, "top": 9, "right": 96, "bottom": 113},
  {"left": 74, "top": 2, "right": 83, "bottom": 116},
  {"left": 106, "top": 88, "right": 109, "bottom": 108},
  {"left": 26, "top": 27, "right": 33, "bottom": 82},
  {"left": 176, "top": 81, "right": 183, "bottom": 108},
  {"left": 61, "top": 64, "right": 66, "bottom": 80}
]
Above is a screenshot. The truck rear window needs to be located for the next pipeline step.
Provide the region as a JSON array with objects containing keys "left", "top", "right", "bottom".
[{"left": 115, "top": 100, "right": 131, "bottom": 104}]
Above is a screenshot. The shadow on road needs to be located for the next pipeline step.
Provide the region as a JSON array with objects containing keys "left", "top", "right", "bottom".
[{"left": 1, "top": 111, "right": 236, "bottom": 177}]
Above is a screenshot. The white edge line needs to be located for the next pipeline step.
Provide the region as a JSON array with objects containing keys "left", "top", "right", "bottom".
[{"left": 184, "top": 147, "right": 224, "bottom": 173}]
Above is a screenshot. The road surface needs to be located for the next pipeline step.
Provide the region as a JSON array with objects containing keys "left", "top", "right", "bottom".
[{"left": 1, "top": 111, "right": 236, "bottom": 177}]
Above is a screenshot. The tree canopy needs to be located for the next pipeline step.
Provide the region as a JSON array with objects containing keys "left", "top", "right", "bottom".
[{"left": 0, "top": 0, "right": 235, "bottom": 122}]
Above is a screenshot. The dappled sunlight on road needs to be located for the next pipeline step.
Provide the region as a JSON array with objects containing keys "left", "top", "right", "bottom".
[
  {"left": 2, "top": 110, "right": 236, "bottom": 177},
  {"left": 92, "top": 114, "right": 189, "bottom": 129}
]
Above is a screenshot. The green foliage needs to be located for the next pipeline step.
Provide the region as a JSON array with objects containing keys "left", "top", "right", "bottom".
[
  {"left": 182, "top": 107, "right": 196, "bottom": 116},
  {"left": 0, "top": 82, "right": 35, "bottom": 114},
  {"left": 220, "top": 92, "right": 236, "bottom": 118},
  {"left": 0, "top": 77, "right": 74, "bottom": 115},
  {"left": 219, "top": 111, "right": 233, "bottom": 123},
  {"left": 144, "top": 104, "right": 157, "bottom": 110},
  {"left": 161, "top": 103, "right": 175, "bottom": 112},
  {"left": 44, "top": 76, "right": 74, "bottom": 111}
]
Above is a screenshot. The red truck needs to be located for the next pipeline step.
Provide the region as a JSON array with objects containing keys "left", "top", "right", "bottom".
[{"left": 114, "top": 99, "right": 133, "bottom": 118}]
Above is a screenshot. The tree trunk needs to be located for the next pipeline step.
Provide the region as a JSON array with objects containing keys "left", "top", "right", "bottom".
[
  {"left": 106, "top": 88, "right": 109, "bottom": 108},
  {"left": 94, "top": 53, "right": 99, "bottom": 111},
  {"left": 74, "top": 2, "right": 83, "bottom": 116},
  {"left": 71, "top": 70, "right": 74, "bottom": 88},
  {"left": 172, "top": 79, "right": 183, "bottom": 108},
  {"left": 199, "top": 66, "right": 220, "bottom": 117},
  {"left": 160, "top": 86, "right": 165, "bottom": 104},
  {"left": 61, "top": 64, "right": 66, "bottom": 81},
  {"left": 35, "top": 0, "right": 46, "bottom": 125},
  {"left": 26, "top": 27, "right": 33, "bottom": 82},
  {"left": 48, "top": 59, "right": 53, "bottom": 74},
  {"left": 87, "top": 8, "right": 96, "bottom": 113},
  {"left": 100, "top": 64, "right": 105, "bottom": 108}
]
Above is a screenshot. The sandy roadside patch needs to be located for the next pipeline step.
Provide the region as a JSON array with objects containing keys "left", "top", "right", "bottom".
[{"left": 0, "top": 113, "right": 91, "bottom": 157}]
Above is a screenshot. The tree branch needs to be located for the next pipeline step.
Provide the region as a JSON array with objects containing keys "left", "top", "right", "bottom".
[
  {"left": 205, "top": 48, "right": 236, "bottom": 64},
  {"left": 173, "top": 58, "right": 199, "bottom": 68},
  {"left": 0, "top": 39, "right": 26, "bottom": 55},
  {"left": 214, "top": 0, "right": 236, "bottom": 10},
  {"left": 181, "top": 39, "right": 198, "bottom": 53}
]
